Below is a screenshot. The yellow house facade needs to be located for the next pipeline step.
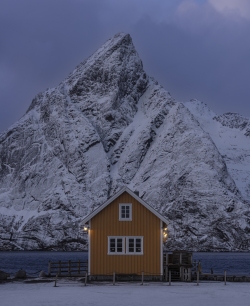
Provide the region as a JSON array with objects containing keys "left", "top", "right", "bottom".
[{"left": 82, "top": 187, "right": 168, "bottom": 277}]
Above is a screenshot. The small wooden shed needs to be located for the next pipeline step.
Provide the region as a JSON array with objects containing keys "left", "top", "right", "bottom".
[{"left": 82, "top": 187, "right": 168, "bottom": 279}]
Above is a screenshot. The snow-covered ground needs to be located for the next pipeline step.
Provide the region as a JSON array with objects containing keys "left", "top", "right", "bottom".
[{"left": 1, "top": 281, "right": 250, "bottom": 306}]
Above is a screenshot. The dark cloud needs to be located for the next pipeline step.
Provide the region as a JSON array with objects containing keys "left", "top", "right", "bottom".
[
  {"left": 1, "top": 0, "right": 250, "bottom": 132},
  {"left": 132, "top": 12, "right": 250, "bottom": 115}
]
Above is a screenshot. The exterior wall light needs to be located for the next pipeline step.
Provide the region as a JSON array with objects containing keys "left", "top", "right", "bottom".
[
  {"left": 83, "top": 224, "right": 89, "bottom": 233},
  {"left": 162, "top": 226, "right": 168, "bottom": 240}
]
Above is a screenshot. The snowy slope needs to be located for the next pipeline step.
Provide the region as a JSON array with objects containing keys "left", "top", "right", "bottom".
[
  {"left": 0, "top": 33, "right": 249, "bottom": 251},
  {"left": 185, "top": 100, "right": 250, "bottom": 200}
]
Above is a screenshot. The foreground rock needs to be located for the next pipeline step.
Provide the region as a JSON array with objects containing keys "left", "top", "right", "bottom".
[
  {"left": 0, "top": 33, "right": 249, "bottom": 251},
  {"left": 0, "top": 270, "right": 10, "bottom": 280},
  {"left": 39, "top": 271, "right": 47, "bottom": 278},
  {"left": 15, "top": 269, "right": 27, "bottom": 279}
]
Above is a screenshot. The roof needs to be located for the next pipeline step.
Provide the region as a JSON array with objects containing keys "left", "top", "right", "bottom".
[{"left": 82, "top": 186, "right": 168, "bottom": 224}]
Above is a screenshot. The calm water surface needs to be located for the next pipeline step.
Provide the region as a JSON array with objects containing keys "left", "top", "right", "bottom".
[
  {"left": 0, "top": 251, "right": 88, "bottom": 276},
  {"left": 193, "top": 252, "right": 250, "bottom": 275},
  {"left": 0, "top": 251, "right": 250, "bottom": 276}
]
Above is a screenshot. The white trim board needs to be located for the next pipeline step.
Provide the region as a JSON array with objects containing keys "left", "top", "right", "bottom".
[
  {"left": 82, "top": 186, "right": 168, "bottom": 224},
  {"left": 160, "top": 220, "right": 163, "bottom": 275},
  {"left": 88, "top": 220, "right": 91, "bottom": 275}
]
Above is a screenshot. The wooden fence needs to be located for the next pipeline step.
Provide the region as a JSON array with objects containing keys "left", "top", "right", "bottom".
[{"left": 48, "top": 260, "right": 88, "bottom": 277}]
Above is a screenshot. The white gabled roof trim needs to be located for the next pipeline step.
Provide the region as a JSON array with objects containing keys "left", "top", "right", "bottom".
[{"left": 82, "top": 186, "right": 168, "bottom": 224}]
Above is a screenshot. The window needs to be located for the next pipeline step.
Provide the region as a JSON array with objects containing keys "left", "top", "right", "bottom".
[
  {"left": 108, "top": 237, "right": 125, "bottom": 254},
  {"left": 119, "top": 203, "right": 132, "bottom": 221},
  {"left": 126, "top": 237, "right": 143, "bottom": 254},
  {"left": 108, "top": 236, "right": 143, "bottom": 255}
]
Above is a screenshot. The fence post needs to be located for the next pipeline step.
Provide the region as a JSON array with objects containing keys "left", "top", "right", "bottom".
[
  {"left": 197, "top": 271, "right": 199, "bottom": 286},
  {"left": 59, "top": 260, "right": 61, "bottom": 276},
  {"left": 113, "top": 272, "right": 115, "bottom": 285},
  {"left": 224, "top": 270, "right": 227, "bottom": 285},
  {"left": 84, "top": 272, "right": 87, "bottom": 286},
  {"left": 48, "top": 261, "right": 51, "bottom": 276},
  {"left": 54, "top": 274, "right": 58, "bottom": 287},
  {"left": 169, "top": 271, "right": 171, "bottom": 286},
  {"left": 141, "top": 271, "right": 144, "bottom": 285},
  {"left": 68, "top": 260, "right": 71, "bottom": 276}
]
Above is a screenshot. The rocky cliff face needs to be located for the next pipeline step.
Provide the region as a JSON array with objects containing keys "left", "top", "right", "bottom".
[{"left": 0, "top": 33, "right": 249, "bottom": 251}]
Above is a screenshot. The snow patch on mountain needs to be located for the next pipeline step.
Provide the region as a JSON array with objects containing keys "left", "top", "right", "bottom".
[{"left": 185, "top": 100, "right": 250, "bottom": 200}]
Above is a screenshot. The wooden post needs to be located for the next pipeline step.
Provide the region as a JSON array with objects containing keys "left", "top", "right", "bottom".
[
  {"left": 59, "top": 260, "right": 61, "bottom": 276},
  {"left": 169, "top": 271, "right": 171, "bottom": 286},
  {"left": 141, "top": 271, "right": 144, "bottom": 285},
  {"left": 197, "top": 271, "right": 199, "bottom": 286},
  {"left": 224, "top": 270, "right": 227, "bottom": 285},
  {"left": 164, "top": 267, "right": 168, "bottom": 282},
  {"left": 48, "top": 261, "right": 51, "bottom": 276},
  {"left": 68, "top": 260, "right": 71, "bottom": 276},
  {"left": 54, "top": 274, "right": 58, "bottom": 287},
  {"left": 78, "top": 260, "right": 81, "bottom": 275},
  {"left": 84, "top": 272, "right": 87, "bottom": 286},
  {"left": 113, "top": 272, "right": 115, "bottom": 285}
]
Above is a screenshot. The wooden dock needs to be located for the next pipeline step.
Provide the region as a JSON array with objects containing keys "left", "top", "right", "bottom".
[{"left": 48, "top": 260, "right": 88, "bottom": 277}]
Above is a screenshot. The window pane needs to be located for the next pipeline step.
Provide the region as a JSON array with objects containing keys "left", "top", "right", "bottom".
[
  {"left": 136, "top": 239, "right": 141, "bottom": 252},
  {"left": 121, "top": 206, "right": 125, "bottom": 218},
  {"left": 125, "top": 206, "right": 130, "bottom": 218},
  {"left": 117, "top": 238, "right": 123, "bottom": 252},
  {"left": 110, "top": 239, "right": 115, "bottom": 252},
  {"left": 129, "top": 238, "right": 134, "bottom": 252}
]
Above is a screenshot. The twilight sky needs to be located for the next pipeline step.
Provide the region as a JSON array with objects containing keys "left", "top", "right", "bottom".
[{"left": 1, "top": 0, "right": 250, "bottom": 133}]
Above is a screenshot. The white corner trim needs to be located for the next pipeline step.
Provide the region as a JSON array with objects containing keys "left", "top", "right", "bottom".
[
  {"left": 88, "top": 220, "right": 91, "bottom": 275},
  {"left": 160, "top": 220, "right": 163, "bottom": 275}
]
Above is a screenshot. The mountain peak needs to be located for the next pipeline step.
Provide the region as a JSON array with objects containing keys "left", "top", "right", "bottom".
[
  {"left": 0, "top": 34, "right": 250, "bottom": 252},
  {"left": 106, "top": 32, "right": 132, "bottom": 47},
  {"left": 65, "top": 32, "right": 136, "bottom": 86}
]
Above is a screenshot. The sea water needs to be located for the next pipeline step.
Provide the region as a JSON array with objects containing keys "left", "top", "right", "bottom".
[
  {"left": 0, "top": 251, "right": 88, "bottom": 276},
  {"left": 0, "top": 251, "right": 250, "bottom": 276},
  {"left": 193, "top": 252, "right": 250, "bottom": 275}
]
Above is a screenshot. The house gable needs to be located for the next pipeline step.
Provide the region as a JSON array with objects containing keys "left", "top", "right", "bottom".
[{"left": 82, "top": 186, "right": 168, "bottom": 224}]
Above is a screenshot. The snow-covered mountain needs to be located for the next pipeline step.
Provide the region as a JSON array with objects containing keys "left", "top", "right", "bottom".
[
  {"left": 0, "top": 33, "right": 249, "bottom": 251},
  {"left": 185, "top": 101, "right": 250, "bottom": 201}
]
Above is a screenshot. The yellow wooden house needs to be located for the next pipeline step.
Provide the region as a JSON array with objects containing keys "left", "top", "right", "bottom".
[{"left": 82, "top": 187, "right": 168, "bottom": 278}]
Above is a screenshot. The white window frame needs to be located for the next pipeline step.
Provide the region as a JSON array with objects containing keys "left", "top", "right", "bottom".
[
  {"left": 108, "top": 236, "right": 125, "bottom": 255},
  {"left": 126, "top": 236, "right": 143, "bottom": 255},
  {"left": 108, "top": 236, "right": 144, "bottom": 255},
  {"left": 119, "top": 203, "right": 132, "bottom": 221}
]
